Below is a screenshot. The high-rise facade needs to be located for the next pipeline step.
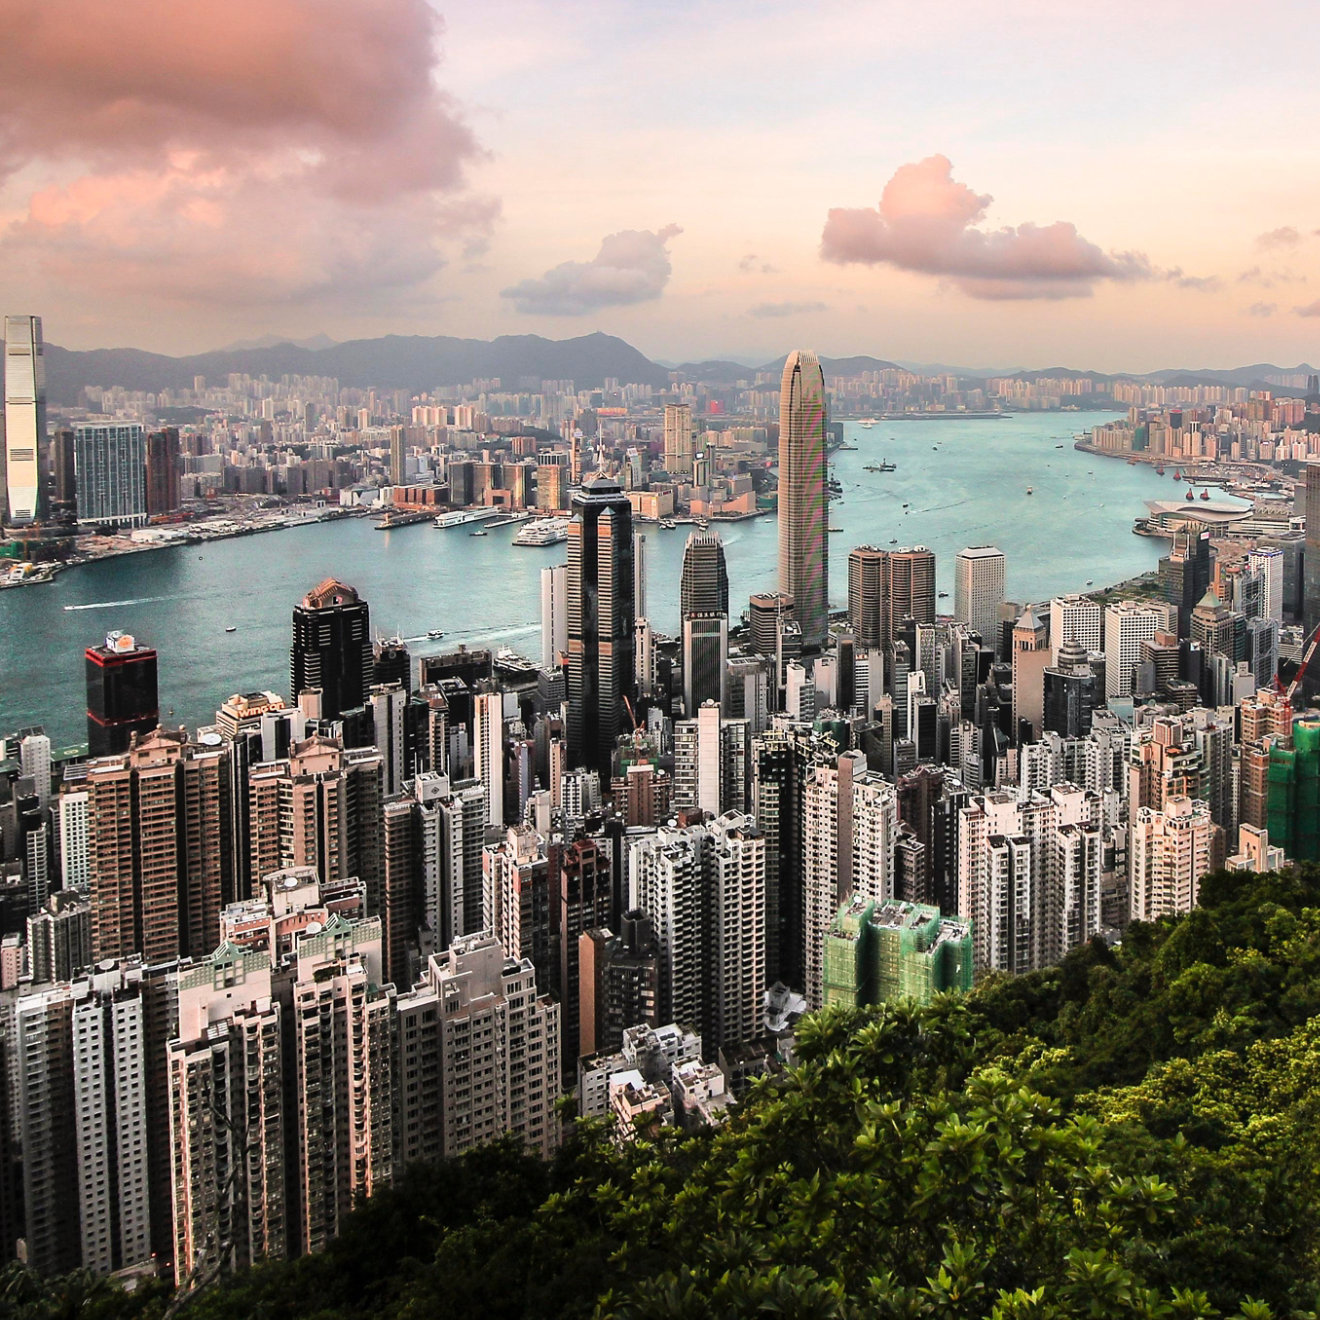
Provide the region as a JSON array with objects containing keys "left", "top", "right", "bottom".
[
  {"left": 662, "top": 403, "right": 695, "bottom": 478},
  {"left": 679, "top": 529, "right": 729, "bottom": 620},
  {"left": 3, "top": 315, "right": 47, "bottom": 526},
  {"left": 1104, "top": 600, "right": 1166, "bottom": 698},
  {"left": 847, "top": 546, "right": 890, "bottom": 648},
  {"left": 1305, "top": 463, "right": 1320, "bottom": 637},
  {"left": 1048, "top": 595, "right": 1103, "bottom": 662},
  {"left": 954, "top": 546, "right": 1006, "bottom": 654},
  {"left": 566, "top": 480, "right": 635, "bottom": 777},
  {"left": 85, "top": 630, "right": 159, "bottom": 756},
  {"left": 144, "top": 428, "right": 182, "bottom": 516},
  {"left": 1129, "top": 796, "right": 1221, "bottom": 921},
  {"left": 540, "top": 563, "right": 568, "bottom": 669},
  {"left": 888, "top": 547, "right": 937, "bottom": 630},
  {"left": 778, "top": 351, "right": 829, "bottom": 647},
  {"left": 290, "top": 579, "right": 371, "bottom": 720},
  {"left": 73, "top": 423, "right": 147, "bottom": 527}
]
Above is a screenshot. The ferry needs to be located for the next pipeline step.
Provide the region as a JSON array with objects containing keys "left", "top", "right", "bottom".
[
  {"left": 433, "top": 507, "right": 503, "bottom": 529},
  {"left": 864, "top": 461, "right": 896, "bottom": 472},
  {"left": 858, "top": 418, "right": 877, "bottom": 429},
  {"left": 513, "top": 518, "right": 570, "bottom": 547},
  {"left": 427, "top": 629, "right": 445, "bottom": 640}
]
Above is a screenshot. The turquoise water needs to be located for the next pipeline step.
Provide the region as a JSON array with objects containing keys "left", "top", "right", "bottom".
[{"left": 0, "top": 413, "right": 1177, "bottom": 748}]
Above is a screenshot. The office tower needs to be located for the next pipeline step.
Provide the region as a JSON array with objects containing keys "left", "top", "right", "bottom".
[
  {"left": 634, "top": 528, "right": 648, "bottom": 620},
  {"left": 848, "top": 546, "right": 890, "bottom": 648},
  {"left": 85, "top": 630, "right": 159, "bottom": 756},
  {"left": 144, "top": 427, "right": 181, "bottom": 516},
  {"left": 541, "top": 563, "right": 569, "bottom": 670},
  {"left": 290, "top": 578, "right": 371, "bottom": 721},
  {"left": 1191, "top": 590, "right": 1246, "bottom": 663},
  {"left": 1010, "top": 606, "right": 1050, "bottom": 737},
  {"left": 778, "top": 350, "right": 829, "bottom": 647},
  {"left": 396, "top": 933, "right": 560, "bottom": 1159},
  {"left": 1129, "top": 796, "right": 1222, "bottom": 921},
  {"left": 3, "top": 315, "right": 47, "bottom": 526},
  {"left": 1159, "top": 528, "right": 1214, "bottom": 639},
  {"left": 389, "top": 424, "right": 406, "bottom": 485},
  {"left": 823, "top": 898, "right": 972, "bottom": 1009},
  {"left": 57, "top": 787, "right": 91, "bottom": 892},
  {"left": 1247, "top": 547, "right": 1285, "bottom": 627},
  {"left": 683, "top": 612, "right": 728, "bottom": 713},
  {"left": 889, "top": 547, "right": 937, "bottom": 631},
  {"left": 957, "top": 785, "right": 1102, "bottom": 975},
  {"left": 86, "top": 727, "right": 233, "bottom": 963},
  {"left": 1042, "top": 639, "right": 1099, "bottom": 738},
  {"left": 371, "top": 637, "right": 410, "bottom": 691},
  {"left": 536, "top": 460, "right": 566, "bottom": 512},
  {"left": 672, "top": 701, "right": 750, "bottom": 817},
  {"left": 51, "top": 426, "right": 76, "bottom": 512},
  {"left": 680, "top": 529, "right": 729, "bottom": 619},
  {"left": 473, "top": 689, "right": 505, "bottom": 827},
  {"left": 566, "top": 479, "right": 636, "bottom": 777},
  {"left": 578, "top": 911, "right": 661, "bottom": 1058},
  {"left": 168, "top": 945, "right": 286, "bottom": 1281},
  {"left": 1104, "top": 600, "right": 1165, "bottom": 698},
  {"left": 367, "top": 681, "right": 407, "bottom": 797},
  {"left": 663, "top": 403, "right": 695, "bottom": 478},
  {"left": 27, "top": 890, "right": 91, "bottom": 983},
  {"left": 73, "top": 423, "right": 148, "bottom": 526},
  {"left": 954, "top": 546, "right": 1006, "bottom": 656},
  {"left": 1048, "top": 595, "right": 1103, "bottom": 663},
  {"left": 748, "top": 590, "right": 794, "bottom": 658},
  {"left": 247, "top": 736, "right": 383, "bottom": 908},
  {"left": 1306, "top": 463, "right": 1320, "bottom": 637}
]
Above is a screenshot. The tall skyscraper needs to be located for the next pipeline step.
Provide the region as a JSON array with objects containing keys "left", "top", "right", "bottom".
[
  {"left": 290, "top": 578, "right": 371, "bottom": 720},
  {"left": 3, "top": 315, "right": 47, "bottom": 526},
  {"left": 682, "top": 614, "right": 728, "bottom": 714},
  {"left": 144, "top": 428, "right": 182, "bottom": 516},
  {"left": 1306, "top": 463, "right": 1320, "bottom": 637},
  {"left": 1246, "top": 547, "right": 1285, "bottom": 628},
  {"left": 73, "top": 423, "right": 147, "bottom": 527},
  {"left": 889, "top": 547, "right": 937, "bottom": 631},
  {"left": 1159, "top": 528, "right": 1213, "bottom": 639},
  {"left": 541, "top": 563, "right": 568, "bottom": 669},
  {"left": 566, "top": 479, "right": 635, "bottom": 777},
  {"left": 954, "top": 546, "right": 1006, "bottom": 654},
  {"left": 778, "top": 350, "right": 829, "bottom": 647},
  {"left": 1048, "top": 594, "right": 1103, "bottom": 663},
  {"left": 85, "top": 631, "right": 159, "bottom": 756},
  {"left": 1104, "top": 600, "right": 1166, "bottom": 698},
  {"left": 847, "top": 545, "right": 890, "bottom": 648},
  {"left": 662, "top": 403, "right": 695, "bottom": 478},
  {"left": 679, "top": 529, "right": 729, "bottom": 620}
]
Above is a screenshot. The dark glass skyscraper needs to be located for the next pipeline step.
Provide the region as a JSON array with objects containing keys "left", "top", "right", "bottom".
[
  {"left": 679, "top": 529, "right": 729, "bottom": 621},
  {"left": 85, "top": 631, "right": 159, "bottom": 756},
  {"left": 290, "top": 578, "right": 371, "bottom": 720},
  {"left": 567, "top": 479, "right": 635, "bottom": 777}
]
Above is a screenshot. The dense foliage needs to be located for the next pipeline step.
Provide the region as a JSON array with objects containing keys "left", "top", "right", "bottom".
[{"left": 7, "top": 866, "right": 1320, "bottom": 1320}]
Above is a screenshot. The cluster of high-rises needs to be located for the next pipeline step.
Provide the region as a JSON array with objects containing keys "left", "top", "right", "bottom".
[{"left": 1, "top": 344, "right": 1318, "bottom": 1289}]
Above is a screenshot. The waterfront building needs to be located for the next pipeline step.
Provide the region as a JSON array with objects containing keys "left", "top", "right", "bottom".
[
  {"left": 85, "top": 630, "right": 158, "bottom": 756},
  {"left": 847, "top": 545, "right": 890, "bottom": 649},
  {"left": 73, "top": 423, "right": 147, "bottom": 527},
  {"left": 566, "top": 479, "right": 636, "bottom": 778},
  {"left": 3, "top": 315, "right": 47, "bottom": 526},
  {"left": 679, "top": 529, "right": 729, "bottom": 620},
  {"left": 954, "top": 546, "right": 1006, "bottom": 657},
  {"left": 289, "top": 578, "right": 371, "bottom": 721},
  {"left": 778, "top": 351, "right": 829, "bottom": 647}
]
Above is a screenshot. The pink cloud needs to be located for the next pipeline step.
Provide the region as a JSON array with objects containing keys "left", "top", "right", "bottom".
[
  {"left": 0, "top": 0, "right": 493, "bottom": 314},
  {"left": 1256, "top": 227, "right": 1302, "bottom": 250},
  {"left": 820, "top": 155, "right": 1148, "bottom": 300}
]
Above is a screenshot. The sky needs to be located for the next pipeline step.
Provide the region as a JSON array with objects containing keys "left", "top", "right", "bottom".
[{"left": 6, "top": 0, "right": 1320, "bottom": 371}]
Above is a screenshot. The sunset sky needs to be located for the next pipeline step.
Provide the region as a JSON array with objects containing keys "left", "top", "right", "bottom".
[{"left": 6, "top": 0, "right": 1320, "bottom": 370}]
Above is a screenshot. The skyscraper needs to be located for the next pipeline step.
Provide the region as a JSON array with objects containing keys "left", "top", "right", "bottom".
[
  {"left": 778, "top": 351, "right": 829, "bottom": 647},
  {"left": 144, "top": 428, "right": 182, "bottom": 516},
  {"left": 290, "top": 578, "right": 371, "bottom": 720},
  {"left": 954, "top": 546, "right": 1006, "bottom": 654},
  {"left": 679, "top": 529, "right": 729, "bottom": 620},
  {"left": 1306, "top": 463, "right": 1320, "bottom": 637},
  {"left": 847, "top": 545, "right": 890, "bottom": 649},
  {"left": 888, "top": 547, "right": 937, "bottom": 631},
  {"left": 541, "top": 563, "right": 568, "bottom": 669},
  {"left": 662, "top": 403, "right": 695, "bottom": 478},
  {"left": 566, "top": 479, "right": 636, "bottom": 777},
  {"left": 3, "top": 315, "right": 47, "bottom": 526},
  {"left": 85, "top": 631, "right": 159, "bottom": 756},
  {"left": 73, "top": 424, "right": 148, "bottom": 527}
]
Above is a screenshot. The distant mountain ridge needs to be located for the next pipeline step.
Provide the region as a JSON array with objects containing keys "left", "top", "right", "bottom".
[{"left": 40, "top": 330, "right": 1320, "bottom": 407}]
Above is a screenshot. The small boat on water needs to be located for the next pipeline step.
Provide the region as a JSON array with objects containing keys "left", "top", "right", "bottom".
[
  {"left": 1186, "top": 488, "right": 1195, "bottom": 499},
  {"left": 1200, "top": 489, "right": 1211, "bottom": 500},
  {"left": 470, "top": 528, "right": 488, "bottom": 537},
  {"left": 224, "top": 626, "right": 236, "bottom": 633},
  {"left": 1026, "top": 487, "right": 1034, "bottom": 495},
  {"left": 427, "top": 629, "right": 445, "bottom": 640},
  {"left": 938, "top": 591, "right": 949, "bottom": 598},
  {"left": 1085, "top": 580, "right": 1094, "bottom": 586}
]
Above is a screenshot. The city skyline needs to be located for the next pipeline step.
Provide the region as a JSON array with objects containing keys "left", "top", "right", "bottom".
[{"left": 5, "top": 1, "right": 1320, "bottom": 369}]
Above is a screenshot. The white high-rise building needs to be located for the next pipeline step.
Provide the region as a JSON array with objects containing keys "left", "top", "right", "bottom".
[
  {"left": 1246, "top": 548, "right": 1284, "bottom": 627},
  {"left": 473, "top": 689, "right": 504, "bottom": 827},
  {"left": 1129, "top": 795, "right": 1221, "bottom": 922},
  {"left": 1048, "top": 594, "right": 1103, "bottom": 663},
  {"left": 3, "top": 314, "right": 47, "bottom": 526},
  {"left": 707, "top": 813, "right": 767, "bottom": 1050},
  {"left": 19, "top": 731, "right": 52, "bottom": 809},
  {"left": 1104, "top": 600, "right": 1166, "bottom": 698},
  {"left": 672, "top": 702, "right": 750, "bottom": 818},
  {"left": 954, "top": 546, "right": 1006, "bottom": 655},
  {"left": 73, "top": 423, "right": 148, "bottom": 526},
  {"left": 540, "top": 563, "right": 568, "bottom": 669}
]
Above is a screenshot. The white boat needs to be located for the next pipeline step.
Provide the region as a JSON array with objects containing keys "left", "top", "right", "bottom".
[
  {"left": 433, "top": 507, "right": 502, "bottom": 529},
  {"left": 513, "top": 518, "right": 570, "bottom": 547},
  {"left": 427, "top": 628, "right": 445, "bottom": 640}
]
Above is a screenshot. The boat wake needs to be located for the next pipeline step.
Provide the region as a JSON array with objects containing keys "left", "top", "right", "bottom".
[{"left": 63, "top": 594, "right": 184, "bottom": 611}]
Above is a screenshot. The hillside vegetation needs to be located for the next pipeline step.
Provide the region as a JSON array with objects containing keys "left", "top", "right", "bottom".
[{"left": 7, "top": 866, "right": 1320, "bottom": 1320}]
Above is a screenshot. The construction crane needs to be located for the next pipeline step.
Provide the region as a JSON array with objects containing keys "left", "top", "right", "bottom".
[{"left": 1278, "top": 620, "right": 1320, "bottom": 701}]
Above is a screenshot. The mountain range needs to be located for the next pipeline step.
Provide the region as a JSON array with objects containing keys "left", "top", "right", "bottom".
[{"left": 39, "top": 330, "right": 1320, "bottom": 407}]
